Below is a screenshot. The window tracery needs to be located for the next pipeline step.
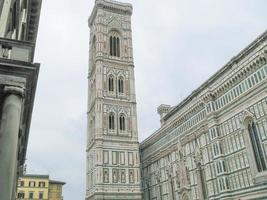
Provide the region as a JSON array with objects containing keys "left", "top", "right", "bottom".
[
  {"left": 248, "top": 122, "right": 267, "bottom": 172},
  {"left": 119, "top": 114, "right": 126, "bottom": 131},
  {"left": 109, "top": 112, "right": 115, "bottom": 130},
  {"left": 108, "top": 75, "right": 114, "bottom": 92},
  {"left": 109, "top": 31, "right": 120, "bottom": 57},
  {"left": 118, "top": 76, "right": 124, "bottom": 94}
]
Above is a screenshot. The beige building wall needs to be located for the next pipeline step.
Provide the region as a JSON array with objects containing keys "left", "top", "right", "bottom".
[
  {"left": 49, "top": 181, "right": 65, "bottom": 200},
  {"left": 16, "top": 174, "right": 65, "bottom": 200},
  {"left": 17, "top": 175, "right": 50, "bottom": 200}
]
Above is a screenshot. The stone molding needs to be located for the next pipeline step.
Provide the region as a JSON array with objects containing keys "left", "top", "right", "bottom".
[
  {"left": 163, "top": 37, "right": 267, "bottom": 123},
  {"left": 213, "top": 50, "right": 267, "bottom": 98},
  {"left": 0, "top": 75, "right": 26, "bottom": 88},
  {"left": 141, "top": 44, "right": 267, "bottom": 156},
  {"left": 4, "top": 85, "right": 25, "bottom": 98},
  {"left": 89, "top": 0, "right": 132, "bottom": 27}
]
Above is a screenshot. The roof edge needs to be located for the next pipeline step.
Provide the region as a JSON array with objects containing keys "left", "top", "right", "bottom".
[
  {"left": 141, "top": 30, "right": 267, "bottom": 149},
  {"left": 163, "top": 30, "right": 267, "bottom": 122}
]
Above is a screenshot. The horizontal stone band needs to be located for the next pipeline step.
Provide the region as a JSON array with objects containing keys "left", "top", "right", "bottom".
[{"left": 4, "top": 86, "right": 25, "bottom": 98}]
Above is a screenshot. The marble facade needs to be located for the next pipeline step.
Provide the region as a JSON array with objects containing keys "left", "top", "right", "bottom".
[
  {"left": 87, "top": 1, "right": 267, "bottom": 200},
  {"left": 86, "top": 0, "right": 142, "bottom": 199},
  {"left": 140, "top": 32, "right": 267, "bottom": 200}
]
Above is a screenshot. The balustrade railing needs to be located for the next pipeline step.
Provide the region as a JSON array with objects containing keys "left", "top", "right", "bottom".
[{"left": 0, "top": 37, "right": 34, "bottom": 62}]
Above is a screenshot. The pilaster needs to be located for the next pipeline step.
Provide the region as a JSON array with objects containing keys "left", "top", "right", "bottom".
[{"left": 0, "top": 85, "right": 25, "bottom": 200}]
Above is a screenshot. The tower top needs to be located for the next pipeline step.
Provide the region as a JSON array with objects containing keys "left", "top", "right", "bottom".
[
  {"left": 89, "top": 0, "right": 132, "bottom": 26},
  {"left": 157, "top": 104, "right": 172, "bottom": 126}
]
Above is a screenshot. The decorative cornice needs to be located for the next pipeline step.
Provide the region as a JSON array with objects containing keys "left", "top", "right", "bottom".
[
  {"left": 0, "top": 75, "right": 26, "bottom": 88},
  {"left": 26, "top": 0, "right": 42, "bottom": 45},
  {"left": 163, "top": 31, "right": 267, "bottom": 122},
  {"left": 89, "top": 0, "right": 132, "bottom": 27},
  {"left": 140, "top": 101, "right": 205, "bottom": 149},
  {"left": 141, "top": 31, "right": 267, "bottom": 155},
  {"left": 213, "top": 50, "right": 267, "bottom": 98},
  {"left": 240, "top": 109, "right": 255, "bottom": 130},
  {"left": 180, "top": 124, "right": 207, "bottom": 145}
]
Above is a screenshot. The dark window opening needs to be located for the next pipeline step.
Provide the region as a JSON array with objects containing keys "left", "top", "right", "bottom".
[
  {"left": 109, "top": 113, "right": 115, "bottom": 130},
  {"left": 118, "top": 77, "right": 124, "bottom": 93},
  {"left": 248, "top": 122, "right": 267, "bottom": 172},
  {"left": 108, "top": 76, "right": 114, "bottom": 92},
  {"left": 119, "top": 115, "right": 125, "bottom": 131},
  {"left": 110, "top": 36, "right": 120, "bottom": 57}
]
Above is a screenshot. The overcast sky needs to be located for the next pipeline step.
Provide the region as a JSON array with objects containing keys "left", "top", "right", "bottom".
[{"left": 26, "top": 0, "right": 267, "bottom": 199}]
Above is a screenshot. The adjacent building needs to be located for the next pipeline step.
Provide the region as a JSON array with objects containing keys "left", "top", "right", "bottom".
[
  {"left": 49, "top": 180, "right": 66, "bottom": 200},
  {"left": 16, "top": 174, "right": 65, "bottom": 200},
  {"left": 86, "top": 0, "right": 142, "bottom": 199},
  {"left": 0, "top": 0, "right": 42, "bottom": 199},
  {"left": 140, "top": 32, "right": 267, "bottom": 200}
]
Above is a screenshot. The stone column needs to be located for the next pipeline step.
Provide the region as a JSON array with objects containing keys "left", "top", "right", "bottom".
[{"left": 0, "top": 86, "right": 24, "bottom": 200}]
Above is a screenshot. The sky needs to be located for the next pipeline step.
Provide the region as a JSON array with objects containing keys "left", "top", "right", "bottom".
[{"left": 26, "top": 0, "right": 267, "bottom": 199}]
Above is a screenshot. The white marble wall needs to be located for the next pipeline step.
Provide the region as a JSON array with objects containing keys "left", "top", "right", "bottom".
[
  {"left": 141, "top": 33, "right": 267, "bottom": 200},
  {"left": 86, "top": 1, "right": 142, "bottom": 199}
]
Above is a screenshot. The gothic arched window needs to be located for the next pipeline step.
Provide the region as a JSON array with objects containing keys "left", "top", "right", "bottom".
[
  {"left": 109, "top": 36, "right": 120, "bottom": 57},
  {"left": 108, "top": 75, "right": 114, "bottom": 92},
  {"left": 92, "top": 35, "right": 96, "bottom": 49},
  {"left": 119, "top": 114, "right": 126, "bottom": 131},
  {"left": 109, "top": 113, "right": 115, "bottom": 130},
  {"left": 182, "top": 193, "right": 189, "bottom": 200},
  {"left": 248, "top": 122, "right": 267, "bottom": 172},
  {"left": 118, "top": 77, "right": 124, "bottom": 94}
]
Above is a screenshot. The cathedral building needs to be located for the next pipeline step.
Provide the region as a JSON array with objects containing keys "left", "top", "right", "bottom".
[
  {"left": 140, "top": 31, "right": 267, "bottom": 199},
  {"left": 87, "top": 0, "right": 267, "bottom": 200}
]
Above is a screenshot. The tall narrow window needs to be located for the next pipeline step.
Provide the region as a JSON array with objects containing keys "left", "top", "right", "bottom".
[
  {"left": 248, "top": 122, "right": 267, "bottom": 172},
  {"left": 108, "top": 75, "right": 114, "bottom": 92},
  {"left": 109, "top": 36, "right": 120, "bottom": 57},
  {"left": 17, "top": 193, "right": 25, "bottom": 198},
  {"left": 118, "top": 77, "right": 124, "bottom": 93},
  {"left": 12, "top": 1, "right": 17, "bottom": 31},
  {"left": 38, "top": 182, "right": 45, "bottom": 187},
  {"left": 116, "top": 37, "right": 120, "bottom": 57},
  {"left": 109, "top": 113, "right": 115, "bottom": 130},
  {"left": 113, "top": 36, "right": 117, "bottom": 56},
  {"left": 110, "top": 36, "right": 113, "bottom": 56},
  {"left": 119, "top": 114, "right": 125, "bottom": 131},
  {"left": 92, "top": 35, "right": 96, "bottom": 60},
  {"left": 39, "top": 192, "right": 43, "bottom": 199},
  {"left": 20, "top": 24, "right": 26, "bottom": 40},
  {"left": 22, "top": 0, "right": 28, "bottom": 9},
  {"left": 29, "top": 192, "right": 33, "bottom": 199}
]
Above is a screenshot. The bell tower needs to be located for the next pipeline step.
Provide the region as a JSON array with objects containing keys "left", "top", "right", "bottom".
[{"left": 86, "top": 0, "right": 142, "bottom": 199}]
